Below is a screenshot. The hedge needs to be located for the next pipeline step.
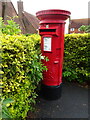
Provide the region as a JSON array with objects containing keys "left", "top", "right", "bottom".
[
  {"left": 1, "top": 34, "right": 46, "bottom": 119},
  {"left": 1, "top": 33, "right": 89, "bottom": 118},
  {"left": 63, "top": 33, "right": 90, "bottom": 83}
]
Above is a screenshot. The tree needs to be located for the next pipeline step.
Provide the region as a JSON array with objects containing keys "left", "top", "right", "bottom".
[
  {"left": 79, "top": 25, "right": 87, "bottom": 33},
  {"left": 79, "top": 25, "right": 90, "bottom": 33},
  {"left": 86, "top": 25, "right": 90, "bottom": 33}
]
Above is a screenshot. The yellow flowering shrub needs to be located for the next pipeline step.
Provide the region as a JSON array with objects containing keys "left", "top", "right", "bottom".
[{"left": 1, "top": 34, "right": 46, "bottom": 118}]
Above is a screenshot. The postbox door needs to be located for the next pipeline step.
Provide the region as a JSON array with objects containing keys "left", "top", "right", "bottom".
[
  {"left": 41, "top": 35, "right": 61, "bottom": 86},
  {"left": 42, "top": 58, "right": 60, "bottom": 86}
]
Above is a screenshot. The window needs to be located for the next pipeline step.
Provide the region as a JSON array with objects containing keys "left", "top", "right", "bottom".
[
  {"left": 78, "top": 28, "right": 80, "bottom": 31},
  {"left": 70, "top": 28, "right": 75, "bottom": 31}
]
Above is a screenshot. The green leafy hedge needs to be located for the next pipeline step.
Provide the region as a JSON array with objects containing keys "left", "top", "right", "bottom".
[
  {"left": 63, "top": 33, "right": 90, "bottom": 83},
  {"left": 1, "top": 34, "right": 46, "bottom": 119},
  {"left": 1, "top": 31, "right": 89, "bottom": 118}
]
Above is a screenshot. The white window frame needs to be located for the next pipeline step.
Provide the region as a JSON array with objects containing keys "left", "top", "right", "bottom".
[{"left": 70, "top": 28, "right": 75, "bottom": 31}]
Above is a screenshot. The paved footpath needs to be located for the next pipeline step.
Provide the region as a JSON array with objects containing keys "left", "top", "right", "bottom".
[{"left": 34, "top": 82, "right": 88, "bottom": 119}]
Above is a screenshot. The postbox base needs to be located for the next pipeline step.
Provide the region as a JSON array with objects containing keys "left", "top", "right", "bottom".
[{"left": 40, "top": 84, "right": 62, "bottom": 100}]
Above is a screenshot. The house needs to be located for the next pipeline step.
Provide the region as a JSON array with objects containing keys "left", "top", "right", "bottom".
[
  {"left": 0, "top": 0, "right": 39, "bottom": 34},
  {"left": 69, "top": 18, "right": 90, "bottom": 33}
]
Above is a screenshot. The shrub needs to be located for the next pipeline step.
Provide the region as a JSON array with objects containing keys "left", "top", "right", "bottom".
[
  {"left": 0, "top": 17, "right": 21, "bottom": 35},
  {"left": 1, "top": 34, "right": 46, "bottom": 119},
  {"left": 1, "top": 98, "right": 14, "bottom": 119},
  {"left": 63, "top": 33, "right": 90, "bottom": 83}
]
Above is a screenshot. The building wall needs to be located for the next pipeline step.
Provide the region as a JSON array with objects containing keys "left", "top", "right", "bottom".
[{"left": 69, "top": 28, "right": 85, "bottom": 34}]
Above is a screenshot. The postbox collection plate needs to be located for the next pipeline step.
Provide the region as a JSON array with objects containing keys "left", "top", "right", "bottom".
[{"left": 43, "top": 37, "right": 52, "bottom": 51}]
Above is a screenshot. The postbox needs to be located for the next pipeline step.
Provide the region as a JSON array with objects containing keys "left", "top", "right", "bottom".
[{"left": 36, "top": 9, "right": 71, "bottom": 100}]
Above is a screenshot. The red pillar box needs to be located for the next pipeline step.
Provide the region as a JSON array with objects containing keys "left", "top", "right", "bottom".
[{"left": 36, "top": 9, "right": 71, "bottom": 100}]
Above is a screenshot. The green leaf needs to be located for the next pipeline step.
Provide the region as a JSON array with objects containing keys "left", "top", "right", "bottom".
[
  {"left": 3, "top": 98, "right": 14, "bottom": 105},
  {"left": 2, "top": 106, "right": 11, "bottom": 118}
]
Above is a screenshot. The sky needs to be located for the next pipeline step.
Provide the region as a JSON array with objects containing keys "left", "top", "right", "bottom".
[
  {"left": 11, "top": 0, "right": 89, "bottom": 19},
  {"left": 11, "top": 0, "right": 89, "bottom": 33}
]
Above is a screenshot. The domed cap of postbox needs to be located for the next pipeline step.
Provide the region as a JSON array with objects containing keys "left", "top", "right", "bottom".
[{"left": 36, "top": 9, "right": 71, "bottom": 23}]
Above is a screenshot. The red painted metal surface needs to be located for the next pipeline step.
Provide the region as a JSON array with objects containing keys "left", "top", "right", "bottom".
[{"left": 36, "top": 9, "right": 71, "bottom": 86}]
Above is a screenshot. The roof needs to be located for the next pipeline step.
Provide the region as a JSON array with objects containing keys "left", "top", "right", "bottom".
[
  {"left": 22, "top": 11, "right": 39, "bottom": 32},
  {"left": 2, "top": 2, "right": 18, "bottom": 21},
  {"left": 70, "top": 18, "right": 90, "bottom": 28},
  {"left": 0, "top": 1, "right": 2, "bottom": 17}
]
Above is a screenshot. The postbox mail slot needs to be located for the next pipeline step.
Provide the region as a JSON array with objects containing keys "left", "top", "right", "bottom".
[
  {"left": 40, "top": 29, "right": 56, "bottom": 32},
  {"left": 39, "top": 29, "right": 57, "bottom": 35}
]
